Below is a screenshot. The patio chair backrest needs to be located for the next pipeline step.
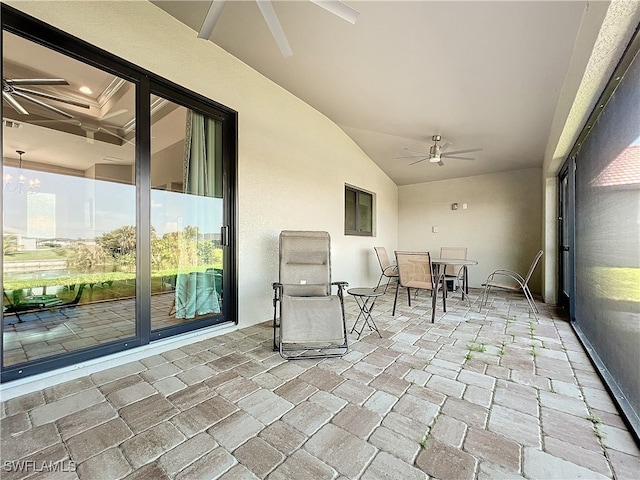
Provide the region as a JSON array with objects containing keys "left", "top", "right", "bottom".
[
  {"left": 374, "top": 247, "right": 394, "bottom": 272},
  {"left": 440, "top": 246, "right": 467, "bottom": 276},
  {"left": 524, "top": 250, "right": 544, "bottom": 284},
  {"left": 395, "top": 251, "right": 435, "bottom": 290}
]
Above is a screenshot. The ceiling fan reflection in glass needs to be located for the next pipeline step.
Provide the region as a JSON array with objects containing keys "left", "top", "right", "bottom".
[{"left": 2, "top": 76, "right": 90, "bottom": 119}]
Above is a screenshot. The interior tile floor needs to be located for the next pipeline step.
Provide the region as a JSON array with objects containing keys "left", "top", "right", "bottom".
[{"left": 1, "top": 288, "right": 639, "bottom": 479}]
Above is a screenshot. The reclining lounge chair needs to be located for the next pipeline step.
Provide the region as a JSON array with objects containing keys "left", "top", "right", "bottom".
[{"left": 272, "top": 231, "right": 349, "bottom": 359}]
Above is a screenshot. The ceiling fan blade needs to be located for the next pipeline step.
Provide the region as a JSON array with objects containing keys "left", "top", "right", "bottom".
[
  {"left": 439, "top": 142, "right": 452, "bottom": 152},
  {"left": 444, "top": 147, "right": 483, "bottom": 156},
  {"left": 100, "top": 108, "right": 128, "bottom": 121},
  {"left": 256, "top": 0, "right": 293, "bottom": 57},
  {"left": 2, "top": 91, "right": 29, "bottom": 115},
  {"left": 438, "top": 160, "right": 445, "bottom": 167},
  {"left": 100, "top": 126, "right": 135, "bottom": 146},
  {"left": 5, "top": 78, "right": 69, "bottom": 86},
  {"left": 198, "top": 0, "right": 227, "bottom": 39},
  {"left": 443, "top": 155, "right": 476, "bottom": 160},
  {"left": 392, "top": 154, "right": 429, "bottom": 159},
  {"left": 12, "top": 86, "right": 90, "bottom": 109},
  {"left": 402, "top": 147, "right": 429, "bottom": 155},
  {"left": 409, "top": 157, "right": 429, "bottom": 165},
  {"left": 11, "top": 91, "right": 74, "bottom": 119},
  {"left": 310, "top": 1, "right": 360, "bottom": 24},
  {"left": 29, "top": 118, "right": 79, "bottom": 125}
]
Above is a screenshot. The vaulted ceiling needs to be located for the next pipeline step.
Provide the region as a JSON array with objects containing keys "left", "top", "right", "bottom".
[
  {"left": 151, "top": 0, "right": 639, "bottom": 185},
  {"left": 3, "top": 1, "right": 639, "bottom": 185}
]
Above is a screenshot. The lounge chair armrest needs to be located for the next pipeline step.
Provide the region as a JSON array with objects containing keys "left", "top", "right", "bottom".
[{"left": 332, "top": 281, "right": 349, "bottom": 290}]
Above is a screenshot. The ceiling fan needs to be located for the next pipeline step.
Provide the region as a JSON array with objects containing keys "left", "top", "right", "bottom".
[
  {"left": 197, "top": 0, "right": 360, "bottom": 57},
  {"left": 30, "top": 109, "right": 133, "bottom": 146},
  {"left": 2, "top": 77, "right": 90, "bottom": 119},
  {"left": 393, "top": 135, "right": 483, "bottom": 167}
]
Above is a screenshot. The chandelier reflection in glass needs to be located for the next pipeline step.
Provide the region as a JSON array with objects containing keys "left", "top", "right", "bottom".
[{"left": 4, "top": 150, "right": 40, "bottom": 194}]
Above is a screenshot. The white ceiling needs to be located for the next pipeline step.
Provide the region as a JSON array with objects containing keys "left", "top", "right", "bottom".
[
  {"left": 151, "top": 0, "right": 614, "bottom": 185},
  {"left": 3, "top": 1, "right": 637, "bottom": 185}
]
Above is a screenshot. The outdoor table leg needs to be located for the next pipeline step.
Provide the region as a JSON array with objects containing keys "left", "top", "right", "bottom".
[{"left": 350, "top": 294, "right": 382, "bottom": 339}]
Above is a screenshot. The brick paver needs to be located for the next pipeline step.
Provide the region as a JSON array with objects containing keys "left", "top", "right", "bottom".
[{"left": 1, "top": 290, "right": 638, "bottom": 479}]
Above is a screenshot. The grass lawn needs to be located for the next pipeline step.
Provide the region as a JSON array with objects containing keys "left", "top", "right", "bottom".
[{"left": 4, "top": 249, "right": 66, "bottom": 261}]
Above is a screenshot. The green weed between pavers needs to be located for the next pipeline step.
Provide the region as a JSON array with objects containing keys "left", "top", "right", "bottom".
[
  {"left": 419, "top": 434, "right": 430, "bottom": 449},
  {"left": 587, "top": 414, "right": 601, "bottom": 424},
  {"left": 466, "top": 343, "right": 487, "bottom": 353}
]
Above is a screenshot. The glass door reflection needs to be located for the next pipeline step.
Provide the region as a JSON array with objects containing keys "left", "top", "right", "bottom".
[{"left": 150, "top": 99, "right": 224, "bottom": 332}]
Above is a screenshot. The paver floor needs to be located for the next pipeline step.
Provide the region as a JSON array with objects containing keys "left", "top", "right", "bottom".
[{"left": 1, "top": 288, "right": 639, "bottom": 479}]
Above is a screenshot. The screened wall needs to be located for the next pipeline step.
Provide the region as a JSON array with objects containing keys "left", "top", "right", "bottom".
[{"left": 573, "top": 43, "right": 639, "bottom": 436}]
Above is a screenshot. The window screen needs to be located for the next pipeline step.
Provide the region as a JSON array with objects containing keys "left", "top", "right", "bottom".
[{"left": 574, "top": 48, "right": 640, "bottom": 432}]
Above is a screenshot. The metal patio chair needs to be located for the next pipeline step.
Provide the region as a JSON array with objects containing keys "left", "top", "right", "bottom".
[
  {"left": 374, "top": 246, "right": 399, "bottom": 293},
  {"left": 393, "top": 251, "right": 446, "bottom": 322},
  {"left": 479, "top": 250, "right": 543, "bottom": 318}
]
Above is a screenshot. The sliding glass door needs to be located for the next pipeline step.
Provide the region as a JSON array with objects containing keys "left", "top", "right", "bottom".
[
  {"left": 149, "top": 98, "right": 227, "bottom": 335},
  {"left": 1, "top": 6, "right": 237, "bottom": 381},
  {"left": 2, "top": 30, "right": 138, "bottom": 367}
]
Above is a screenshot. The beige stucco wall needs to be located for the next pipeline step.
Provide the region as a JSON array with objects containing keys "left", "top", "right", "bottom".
[
  {"left": 7, "top": 0, "right": 398, "bottom": 327},
  {"left": 398, "top": 168, "right": 543, "bottom": 294}
]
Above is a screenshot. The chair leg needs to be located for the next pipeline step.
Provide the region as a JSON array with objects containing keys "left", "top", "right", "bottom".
[
  {"left": 383, "top": 275, "right": 393, "bottom": 293},
  {"left": 392, "top": 281, "right": 400, "bottom": 316},
  {"left": 522, "top": 286, "right": 539, "bottom": 318},
  {"left": 407, "top": 288, "right": 412, "bottom": 306},
  {"left": 431, "top": 287, "right": 437, "bottom": 323},
  {"left": 375, "top": 272, "right": 384, "bottom": 290},
  {"left": 478, "top": 284, "right": 490, "bottom": 311},
  {"left": 523, "top": 286, "right": 538, "bottom": 313}
]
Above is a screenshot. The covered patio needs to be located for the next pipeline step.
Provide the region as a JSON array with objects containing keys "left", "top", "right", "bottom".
[{"left": 2, "top": 289, "right": 638, "bottom": 479}]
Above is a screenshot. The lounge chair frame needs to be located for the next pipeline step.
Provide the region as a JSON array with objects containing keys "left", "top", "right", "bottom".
[{"left": 272, "top": 231, "right": 349, "bottom": 359}]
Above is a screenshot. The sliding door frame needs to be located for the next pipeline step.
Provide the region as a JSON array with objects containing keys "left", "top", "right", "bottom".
[{"left": 1, "top": 4, "right": 238, "bottom": 382}]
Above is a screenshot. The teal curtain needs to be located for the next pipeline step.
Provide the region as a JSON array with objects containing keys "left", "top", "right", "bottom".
[
  {"left": 174, "top": 110, "right": 222, "bottom": 319},
  {"left": 184, "top": 110, "right": 222, "bottom": 198}
]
